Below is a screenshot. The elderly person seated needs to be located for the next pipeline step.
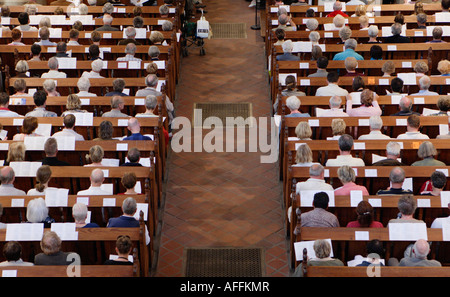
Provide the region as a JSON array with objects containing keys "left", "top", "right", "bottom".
[
  {"left": 84, "top": 145, "right": 105, "bottom": 167},
  {"left": 334, "top": 165, "right": 369, "bottom": 196},
  {"left": 305, "top": 18, "right": 318, "bottom": 31},
  {"left": 367, "top": 25, "right": 380, "bottom": 44},
  {"left": 344, "top": 56, "right": 364, "bottom": 76},
  {"left": 427, "top": 26, "right": 447, "bottom": 43},
  {"left": 384, "top": 22, "right": 410, "bottom": 43},
  {"left": 34, "top": 26, "right": 57, "bottom": 46},
  {"left": 358, "top": 116, "right": 390, "bottom": 140},
  {"left": 327, "top": 118, "right": 346, "bottom": 140},
  {"left": 76, "top": 77, "right": 97, "bottom": 97},
  {"left": 293, "top": 239, "right": 344, "bottom": 277},
  {"left": 118, "top": 26, "right": 142, "bottom": 46},
  {"left": 429, "top": 95, "right": 450, "bottom": 116},
  {"left": 11, "top": 78, "right": 32, "bottom": 97},
  {"left": 389, "top": 239, "right": 441, "bottom": 267},
  {"left": 26, "top": 198, "right": 55, "bottom": 227},
  {"left": 150, "top": 31, "right": 165, "bottom": 45},
  {"left": 333, "top": 38, "right": 364, "bottom": 61},
  {"left": 410, "top": 76, "right": 439, "bottom": 96},
  {"left": 272, "top": 13, "right": 296, "bottom": 32},
  {"left": 292, "top": 121, "right": 312, "bottom": 140},
  {"left": 317, "top": 95, "right": 348, "bottom": 117},
  {"left": 376, "top": 167, "right": 413, "bottom": 195},
  {"left": 102, "top": 96, "right": 130, "bottom": 117},
  {"left": 346, "top": 89, "right": 382, "bottom": 117},
  {"left": 284, "top": 96, "right": 310, "bottom": 118},
  {"left": 41, "top": 57, "right": 67, "bottom": 78},
  {"left": 327, "top": 1, "right": 348, "bottom": 17},
  {"left": 372, "top": 141, "right": 405, "bottom": 166},
  {"left": 338, "top": 26, "right": 352, "bottom": 44},
  {"left": 309, "top": 31, "right": 320, "bottom": 46},
  {"left": 416, "top": 12, "right": 427, "bottom": 29},
  {"left": 43, "top": 79, "right": 60, "bottom": 97},
  {"left": 276, "top": 40, "right": 299, "bottom": 61},
  {"left": 105, "top": 78, "right": 128, "bottom": 97},
  {"left": 81, "top": 59, "right": 104, "bottom": 78},
  {"left": 332, "top": 14, "right": 346, "bottom": 31},
  {"left": 136, "top": 95, "right": 159, "bottom": 117},
  {"left": 381, "top": 61, "right": 395, "bottom": 77},
  {"left": 437, "top": 59, "right": 450, "bottom": 76},
  {"left": 413, "top": 61, "right": 428, "bottom": 77},
  {"left": 391, "top": 96, "right": 420, "bottom": 116},
  {"left": 14, "top": 60, "right": 29, "bottom": 77},
  {"left": 325, "top": 134, "right": 365, "bottom": 166},
  {"left": 148, "top": 45, "right": 160, "bottom": 61},
  {"left": 359, "top": 15, "right": 369, "bottom": 30},
  {"left": 411, "top": 141, "right": 446, "bottom": 166},
  {"left": 116, "top": 43, "right": 142, "bottom": 62},
  {"left": 72, "top": 203, "right": 99, "bottom": 228}
]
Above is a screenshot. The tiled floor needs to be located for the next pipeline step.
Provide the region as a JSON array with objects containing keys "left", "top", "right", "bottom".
[{"left": 152, "top": 0, "right": 290, "bottom": 277}]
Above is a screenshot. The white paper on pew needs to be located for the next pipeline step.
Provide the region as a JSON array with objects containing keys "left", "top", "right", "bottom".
[
  {"left": 45, "top": 188, "right": 69, "bottom": 207},
  {"left": 299, "top": 190, "right": 334, "bottom": 207},
  {"left": 103, "top": 197, "right": 116, "bottom": 207},
  {"left": 350, "top": 92, "right": 361, "bottom": 105},
  {"left": 2, "top": 270, "right": 17, "bottom": 277},
  {"left": 440, "top": 191, "right": 450, "bottom": 208},
  {"left": 157, "top": 80, "right": 164, "bottom": 92},
  {"left": 51, "top": 223, "right": 78, "bottom": 240},
  {"left": 300, "top": 79, "right": 310, "bottom": 86},
  {"left": 271, "top": 20, "right": 278, "bottom": 26},
  {"left": 442, "top": 220, "right": 450, "bottom": 241},
  {"left": 388, "top": 222, "right": 427, "bottom": 241},
  {"left": 358, "top": 118, "right": 369, "bottom": 126},
  {"left": 390, "top": 95, "right": 402, "bottom": 105},
  {"left": 118, "top": 62, "right": 127, "bottom": 69},
  {"left": 47, "top": 47, "right": 57, "bottom": 53},
  {"left": 324, "top": 32, "right": 333, "bottom": 38},
  {"left": 436, "top": 168, "right": 449, "bottom": 177},
  {"left": 439, "top": 124, "right": 449, "bottom": 135},
  {"left": 417, "top": 199, "right": 431, "bottom": 208},
  {"left": 422, "top": 108, "right": 440, "bottom": 116},
  {"left": 292, "top": 41, "right": 312, "bottom": 53},
  {"left": 397, "top": 73, "right": 416, "bottom": 85},
  {"left": 11, "top": 199, "right": 24, "bottom": 207},
  {"left": 0, "top": 142, "right": 8, "bottom": 150},
  {"left": 273, "top": 115, "right": 281, "bottom": 128},
  {"left": 134, "top": 203, "right": 148, "bottom": 221},
  {"left": 135, "top": 181, "right": 142, "bottom": 194},
  {"left": 403, "top": 177, "right": 413, "bottom": 191},
  {"left": 49, "top": 28, "right": 62, "bottom": 38},
  {"left": 55, "top": 57, "right": 77, "bottom": 69},
  {"left": 134, "top": 98, "right": 145, "bottom": 105},
  {"left": 350, "top": 190, "right": 363, "bottom": 207},
  {"left": 368, "top": 198, "right": 382, "bottom": 207},
  {"left": 29, "top": 15, "right": 44, "bottom": 25},
  {"left": 381, "top": 26, "right": 392, "bottom": 37},
  {"left": 176, "top": 32, "right": 181, "bottom": 42},
  {"left": 294, "top": 239, "right": 333, "bottom": 261},
  {"left": 76, "top": 197, "right": 89, "bottom": 206},
  {"left": 353, "top": 142, "right": 365, "bottom": 150},
  {"left": 101, "top": 158, "right": 120, "bottom": 167},
  {"left": 377, "top": 78, "right": 389, "bottom": 86},
  {"left": 35, "top": 124, "right": 52, "bottom": 137},
  {"left": 355, "top": 231, "right": 369, "bottom": 241},
  {"left": 6, "top": 223, "right": 44, "bottom": 241},
  {"left": 49, "top": 15, "right": 66, "bottom": 25},
  {"left": 132, "top": 28, "right": 147, "bottom": 39},
  {"left": 435, "top": 12, "right": 450, "bottom": 23},
  {"left": 308, "top": 119, "right": 319, "bottom": 127},
  {"left": 86, "top": 210, "right": 91, "bottom": 223},
  {"left": 323, "top": 23, "right": 336, "bottom": 31},
  {"left": 116, "top": 143, "right": 128, "bottom": 151},
  {"left": 413, "top": 97, "right": 425, "bottom": 104},
  {"left": 128, "top": 61, "right": 141, "bottom": 69},
  {"left": 365, "top": 169, "right": 377, "bottom": 177},
  {"left": 9, "top": 161, "right": 42, "bottom": 177},
  {"left": 117, "top": 119, "right": 128, "bottom": 127},
  {"left": 101, "top": 169, "right": 109, "bottom": 178},
  {"left": 396, "top": 118, "right": 407, "bottom": 126},
  {"left": 73, "top": 112, "right": 93, "bottom": 126},
  {"left": 70, "top": 15, "right": 94, "bottom": 25},
  {"left": 9, "top": 98, "right": 26, "bottom": 105},
  {"left": 278, "top": 73, "right": 296, "bottom": 86},
  {"left": 324, "top": 2, "right": 334, "bottom": 12},
  {"left": 13, "top": 118, "right": 23, "bottom": 126},
  {"left": 143, "top": 134, "right": 154, "bottom": 140},
  {"left": 54, "top": 136, "right": 76, "bottom": 151},
  {"left": 1, "top": 17, "right": 10, "bottom": 25},
  {"left": 402, "top": 62, "right": 412, "bottom": 68},
  {"left": 317, "top": 44, "right": 326, "bottom": 52},
  {"left": 153, "top": 60, "right": 165, "bottom": 69},
  {"left": 348, "top": 255, "right": 385, "bottom": 267},
  {"left": 109, "top": 254, "right": 134, "bottom": 262},
  {"left": 80, "top": 98, "right": 90, "bottom": 106}
]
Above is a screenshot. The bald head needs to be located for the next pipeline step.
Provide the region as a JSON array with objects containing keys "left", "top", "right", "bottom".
[
  {"left": 127, "top": 117, "right": 141, "bottom": 133},
  {"left": 90, "top": 168, "right": 104, "bottom": 186},
  {"left": 0, "top": 166, "right": 15, "bottom": 184},
  {"left": 413, "top": 239, "right": 430, "bottom": 259},
  {"left": 399, "top": 96, "right": 412, "bottom": 112}
]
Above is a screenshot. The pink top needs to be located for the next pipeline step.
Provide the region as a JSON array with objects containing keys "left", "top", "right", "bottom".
[
  {"left": 346, "top": 221, "right": 384, "bottom": 228},
  {"left": 334, "top": 182, "right": 369, "bottom": 196},
  {"left": 346, "top": 100, "right": 382, "bottom": 117}
]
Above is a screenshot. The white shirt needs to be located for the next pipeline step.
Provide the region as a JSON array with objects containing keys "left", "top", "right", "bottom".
[
  {"left": 53, "top": 128, "right": 85, "bottom": 141},
  {"left": 76, "top": 91, "right": 97, "bottom": 97},
  {"left": 295, "top": 178, "right": 334, "bottom": 194},
  {"left": 0, "top": 184, "right": 26, "bottom": 196},
  {"left": 67, "top": 40, "right": 80, "bottom": 46},
  {"left": 315, "top": 84, "right": 349, "bottom": 97},
  {"left": 27, "top": 187, "right": 58, "bottom": 196},
  {"left": 77, "top": 186, "right": 110, "bottom": 196},
  {"left": 81, "top": 71, "right": 104, "bottom": 79},
  {"left": 397, "top": 131, "right": 430, "bottom": 140},
  {"left": 325, "top": 154, "right": 366, "bottom": 167},
  {"left": 41, "top": 70, "right": 67, "bottom": 79},
  {"left": 358, "top": 130, "right": 391, "bottom": 140}
]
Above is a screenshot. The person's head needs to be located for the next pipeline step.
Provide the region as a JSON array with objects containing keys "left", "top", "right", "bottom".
[
  {"left": 281, "top": 40, "right": 293, "bottom": 54},
  {"left": 48, "top": 57, "right": 59, "bottom": 71},
  {"left": 39, "top": 16, "right": 51, "bottom": 28},
  {"left": 326, "top": 71, "right": 339, "bottom": 84},
  {"left": 150, "top": 31, "right": 164, "bottom": 44},
  {"left": 437, "top": 95, "right": 450, "bottom": 112},
  {"left": 397, "top": 195, "right": 416, "bottom": 216},
  {"left": 69, "top": 28, "right": 79, "bottom": 41},
  {"left": 360, "top": 89, "right": 374, "bottom": 107},
  {"left": 352, "top": 76, "right": 365, "bottom": 91},
  {"left": 414, "top": 1, "right": 424, "bottom": 14},
  {"left": 33, "top": 90, "right": 47, "bottom": 108},
  {"left": 370, "top": 45, "right": 383, "bottom": 60},
  {"left": 407, "top": 114, "right": 421, "bottom": 130},
  {"left": 359, "top": 15, "right": 369, "bottom": 29},
  {"left": 3, "top": 241, "right": 24, "bottom": 262},
  {"left": 414, "top": 61, "right": 428, "bottom": 75},
  {"left": 40, "top": 231, "right": 61, "bottom": 255},
  {"left": 78, "top": 3, "right": 88, "bottom": 15},
  {"left": 284, "top": 75, "right": 297, "bottom": 91},
  {"left": 34, "top": 165, "right": 52, "bottom": 192},
  {"left": 72, "top": 202, "right": 88, "bottom": 223},
  {"left": 0, "top": 166, "right": 15, "bottom": 185},
  {"left": 386, "top": 141, "right": 401, "bottom": 158},
  {"left": 309, "top": 31, "right": 320, "bottom": 44},
  {"left": 15, "top": 60, "right": 29, "bottom": 74},
  {"left": 110, "top": 78, "right": 125, "bottom": 94},
  {"left": 43, "top": 79, "right": 57, "bottom": 95},
  {"left": 313, "top": 239, "right": 332, "bottom": 259},
  {"left": 89, "top": 44, "right": 100, "bottom": 59},
  {"left": 416, "top": 12, "right": 427, "bottom": 26},
  {"left": 91, "top": 59, "right": 103, "bottom": 73},
  {"left": 278, "top": 13, "right": 289, "bottom": 26},
  {"left": 148, "top": 45, "right": 160, "bottom": 59},
  {"left": 338, "top": 134, "right": 353, "bottom": 152},
  {"left": 329, "top": 95, "right": 342, "bottom": 109},
  {"left": 305, "top": 18, "right": 319, "bottom": 31},
  {"left": 339, "top": 26, "right": 352, "bottom": 42},
  {"left": 390, "top": 166, "right": 406, "bottom": 186},
  {"left": 98, "top": 120, "right": 113, "bottom": 140},
  {"left": 417, "top": 141, "right": 437, "bottom": 160},
  {"left": 31, "top": 43, "right": 41, "bottom": 57},
  {"left": 394, "top": 13, "right": 404, "bottom": 25},
  {"left": 1, "top": 5, "right": 10, "bottom": 18},
  {"left": 337, "top": 165, "right": 356, "bottom": 184},
  {"left": 66, "top": 94, "right": 82, "bottom": 110},
  {"left": 44, "top": 137, "right": 58, "bottom": 157},
  {"left": 145, "top": 74, "right": 159, "bottom": 88},
  {"left": 18, "top": 12, "right": 30, "bottom": 26},
  {"left": 159, "top": 4, "right": 169, "bottom": 16},
  {"left": 26, "top": 197, "right": 49, "bottom": 223},
  {"left": 63, "top": 113, "right": 76, "bottom": 129},
  {"left": 102, "top": 14, "right": 114, "bottom": 26},
  {"left": 11, "top": 28, "right": 22, "bottom": 42},
  {"left": 391, "top": 77, "right": 404, "bottom": 93},
  {"left": 443, "top": 0, "right": 450, "bottom": 11},
  {"left": 366, "top": 239, "right": 385, "bottom": 259},
  {"left": 38, "top": 26, "right": 50, "bottom": 40},
  {"left": 133, "top": 16, "right": 144, "bottom": 28},
  {"left": 77, "top": 77, "right": 91, "bottom": 92},
  {"left": 295, "top": 144, "right": 313, "bottom": 164},
  {"left": 25, "top": 4, "right": 37, "bottom": 16},
  {"left": 312, "top": 191, "right": 329, "bottom": 209},
  {"left": 309, "top": 163, "right": 325, "bottom": 179},
  {"left": 124, "top": 26, "right": 136, "bottom": 40},
  {"left": 127, "top": 117, "right": 141, "bottom": 134},
  {"left": 369, "top": 115, "right": 383, "bottom": 131},
  {"left": 316, "top": 56, "right": 328, "bottom": 70},
  {"left": 367, "top": 25, "right": 379, "bottom": 39},
  {"left": 411, "top": 239, "right": 431, "bottom": 260},
  {"left": 355, "top": 4, "right": 367, "bottom": 17},
  {"left": 110, "top": 96, "right": 124, "bottom": 110},
  {"left": 437, "top": 59, "right": 450, "bottom": 75},
  {"left": 72, "top": 20, "right": 83, "bottom": 31},
  {"left": 14, "top": 78, "right": 27, "bottom": 93},
  {"left": 285, "top": 96, "right": 301, "bottom": 112},
  {"left": 161, "top": 20, "right": 173, "bottom": 31},
  {"left": 116, "top": 235, "right": 133, "bottom": 256},
  {"left": 127, "top": 147, "right": 141, "bottom": 163},
  {"left": 133, "top": 6, "right": 142, "bottom": 16},
  {"left": 333, "top": 14, "right": 345, "bottom": 28},
  {"left": 382, "top": 61, "right": 395, "bottom": 75},
  {"left": 86, "top": 145, "right": 104, "bottom": 164},
  {"left": 344, "top": 56, "right": 358, "bottom": 72},
  {"left": 7, "top": 142, "right": 26, "bottom": 163},
  {"left": 90, "top": 31, "right": 101, "bottom": 44},
  {"left": 333, "top": 1, "right": 343, "bottom": 11},
  {"left": 121, "top": 172, "right": 137, "bottom": 190},
  {"left": 344, "top": 38, "right": 357, "bottom": 51},
  {"left": 53, "top": 6, "right": 64, "bottom": 15},
  {"left": 145, "top": 95, "right": 158, "bottom": 111},
  {"left": 90, "top": 168, "right": 104, "bottom": 186},
  {"left": 21, "top": 116, "right": 38, "bottom": 135},
  {"left": 306, "top": 8, "right": 315, "bottom": 17},
  {"left": 355, "top": 200, "right": 375, "bottom": 227},
  {"left": 391, "top": 22, "right": 403, "bottom": 36},
  {"left": 122, "top": 197, "right": 137, "bottom": 216},
  {"left": 331, "top": 118, "right": 346, "bottom": 136},
  {"left": 0, "top": 92, "right": 8, "bottom": 107},
  {"left": 295, "top": 121, "right": 312, "bottom": 139},
  {"left": 311, "top": 45, "right": 323, "bottom": 61}
]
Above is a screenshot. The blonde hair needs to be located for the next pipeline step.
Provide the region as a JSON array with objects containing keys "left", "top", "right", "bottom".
[
  {"left": 66, "top": 94, "right": 82, "bottom": 110},
  {"left": 331, "top": 118, "right": 346, "bottom": 136},
  {"left": 295, "top": 121, "right": 312, "bottom": 139},
  {"left": 437, "top": 60, "right": 450, "bottom": 75},
  {"left": 295, "top": 144, "right": 313, "bottom": 164},
  {"left": 354, "top": 4, "right": 367, "bottom": 16},
  {"left": 7, "top": 142, "right": 26, "bottom": 163},
  {"left": 85, "top": 145, "right": 104, "bottom": 164}
]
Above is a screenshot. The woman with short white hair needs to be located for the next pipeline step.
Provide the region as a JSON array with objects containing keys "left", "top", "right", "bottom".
[
  {"left": 76, "top": 77, "right": 97, "bottom": 97},
  {"left": 81, "top": 59, "right": 104, "bottom": 78},
  {"left": 43, "top": 79, "right": 60, "bottom": 97},
  {"left": 285, "top": 96, "right": 310, "bottom": 118}
]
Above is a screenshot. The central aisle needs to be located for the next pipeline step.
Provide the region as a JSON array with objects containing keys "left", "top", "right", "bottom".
[{"left": 154, "top": 0, "right": 289, "bottom": 277}]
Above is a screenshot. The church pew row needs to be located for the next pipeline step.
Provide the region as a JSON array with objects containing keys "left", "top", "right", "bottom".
[
  {"left": 0, "top": 226, "right": 149, "bottom": 276},
  {"left": 0, "top": 264, "right": 139, "bottom": 277},
  {"left": 302, "top": 266, "right": 450, "bottom": 277}
]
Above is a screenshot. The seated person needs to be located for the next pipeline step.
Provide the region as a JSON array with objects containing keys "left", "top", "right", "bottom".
[
  {"left": 372, "top": 141, "right": 405, "bottom": 166},
  {"left": 315, "top": 72, "right": 349, "bottom": 97},
  {"left": 376, "top": 167, "right": 413, "bottom": 195},
  {"left": 334, "top": 165, "right": 369, "bottom": 196},
  {"left": 34, "top": 231, "right": 80, "bottom": 265},
  {"left": 72, "top": 202, "right": 100, "bottom": 228},
  {"left": 358, "top": 116, "right": 391, "bottom": 140},
  {"left": 325, "top": 134, "right": 365, "bottom": 167},
  {"left": 25, "top": 90, "right": 57, "bottom": 117},
  {"left": 121, "top": 148, "right": 143, "bottom": 167},
  {"left": 317, "top": 95, "right": 348, "bottom": 117},
  {"left": 346, "top": 89, "right": 382, "bottom": 117},
  {"left": 300, "top": 192, "right": 340, "bottom": 227},
  {"left": 421, "top": 171, "right": 447, "bottom": 197},
  {"left": 104, "top": 235, "right": 133, "bottom": 265},
  {"left": 0, "top": 241, "right": 34, "bottom": 266},
  {"left": 396, "top": 114, "right": 429, "bottom": 139},
  {"left": 411, "top": 141, "right": 446, "bottom": 166},
  {"left": 346, "top": 200, "right": 383, "bottom": 228},
  {"left": 391, "top": 96, "right": 420, "bottom": 116}
]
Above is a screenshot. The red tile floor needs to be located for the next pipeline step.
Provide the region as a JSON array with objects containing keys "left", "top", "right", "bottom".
[{"left": 151, "top": 0, "right": 290, "bottom": 277}]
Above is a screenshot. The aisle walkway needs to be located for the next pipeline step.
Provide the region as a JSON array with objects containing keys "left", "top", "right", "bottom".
[{"left": 153, "top": 0, "right": 289, "bottom": 277}]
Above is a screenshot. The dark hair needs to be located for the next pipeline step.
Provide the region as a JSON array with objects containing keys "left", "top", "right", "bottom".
[
  {"left": 0, "top": 92, "right": 8, "bottom": 106},
  {"left": 326, "top": 71, "right": 339, "bottom": 83},
  {"left": 63, "top": 114, "right": 76, "bottom": 129},
  {"left": 306, "top": 8, "right": 315, "bottom": 17},
  {"left": 18, "top": 12, "right": 29, "bottom": 25},
  {"left": 431, "top": 171, "right": 447, "bottom": 189},
  {"left": 338, "top": 134, "right": 354, "bottom": 151},
  {"left": 355, "top": 200, "right": 374, "bottom": 227},
  {"left": 316, "top": 56, "right": 329, "bottom": 69},
  {"left": 33, "top": 90, "right": 47, "bottom": 107},
  {"left": 370, "top": 45, "right": 383, "bottom": 60},
  {"left": 3, "top": 241, "right": 22, "bottom": 261},
  {"left": 313, "top": 192, "right": 329, "bottom": 209},
  {"left": 366, "top": 239, "right": 385, "bottom": 258},
  {"left": 352, "top": 76, "right": 365, "bottom": 91},
  {"left": 394, "top": 12, "right": 404, "bottom": 25},
  {"left": 89, "top": 44, "right": 100, "bottom": 59},
  {"left": 443, "top": 0, "right": 450, "bottom": 10},
  {"left": 391, "top": 77, "right": 404, "bottom": 93},
  {"left": 31, "top": 43, "right": 41, "bottom": 56}
]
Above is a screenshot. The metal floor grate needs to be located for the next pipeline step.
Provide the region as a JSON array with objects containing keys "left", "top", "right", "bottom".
[
  {"left": 209, "top": 23, "right": 247, "bottom": 39},
  {"left": 193, "top": 102, "right": 253, "bottom": 128},
  {"left": 183, "top": 247, "right": 265, "bottom": 277}
]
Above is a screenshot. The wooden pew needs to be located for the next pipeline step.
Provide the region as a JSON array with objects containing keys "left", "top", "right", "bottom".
[
  {"left": 0, "top": 264, "right": 139, "bottom": 277},
  {"left": 303, "top": 266, "right": 450, "bottom": 277}
]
